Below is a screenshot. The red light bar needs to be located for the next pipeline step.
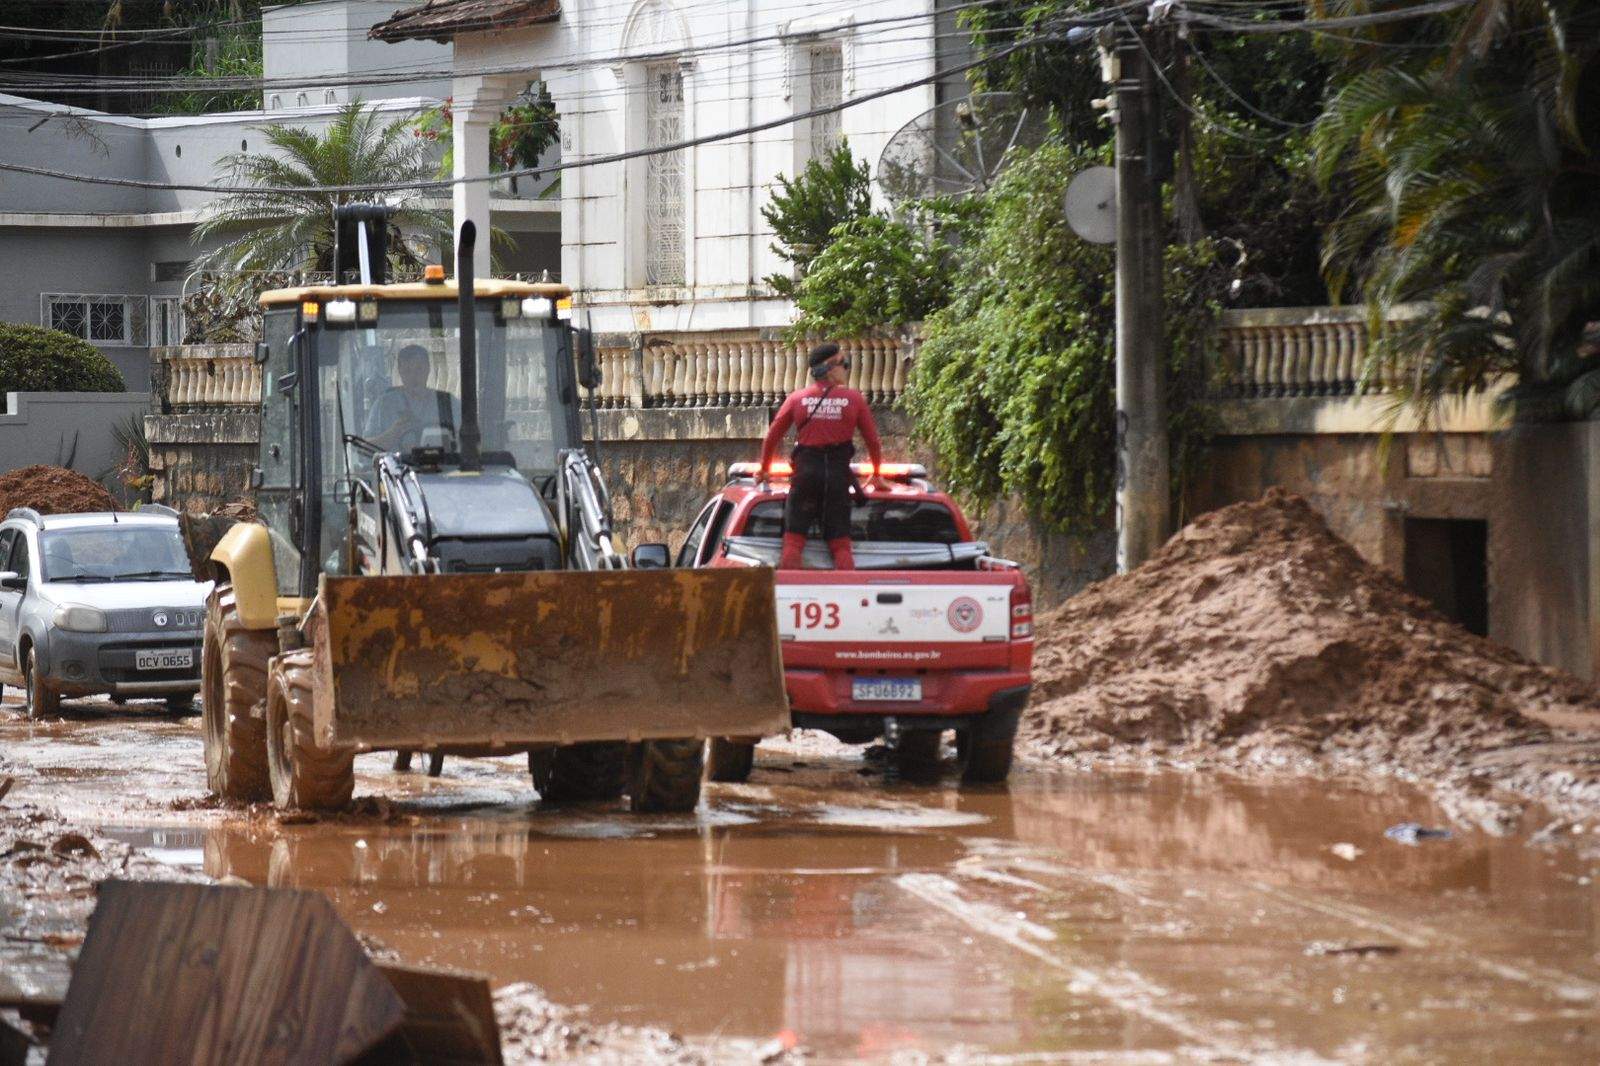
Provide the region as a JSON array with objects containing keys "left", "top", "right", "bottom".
[{"left": 727, "top": 461, "right": 928, "bottom": 482}]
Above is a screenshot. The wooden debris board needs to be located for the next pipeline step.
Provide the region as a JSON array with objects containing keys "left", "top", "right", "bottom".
[
  {"left": 46, "top": 880, "right": 405, "bottom": 1066},
  {"left": 378, "top": 963, "right": 503, "bottom": 1065}
]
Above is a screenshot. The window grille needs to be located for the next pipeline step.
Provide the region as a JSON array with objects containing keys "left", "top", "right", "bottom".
[
  {"left": 808, "top": 44, "right": 844, "bottom": 159},
  {"left": 41, "top": 294, "right": 149, "bottom": 347},
  {"left": 645, "top": 63, "right": 686, "bottom": 287}
]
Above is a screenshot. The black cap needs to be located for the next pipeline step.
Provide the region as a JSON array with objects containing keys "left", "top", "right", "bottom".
[{"left": 807, "top": 342, "right": 840, "bottom": 368}]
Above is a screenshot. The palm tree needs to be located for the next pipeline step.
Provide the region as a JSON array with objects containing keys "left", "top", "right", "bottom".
[
  {"left": 1312, "top": 0, "right": 1600, "bottom": 417},
  {"left": 192, "top": 101, "right": 447, "bottom": 279}
]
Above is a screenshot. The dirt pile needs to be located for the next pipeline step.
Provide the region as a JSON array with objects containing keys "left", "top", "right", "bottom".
[
  {"left": 0, "top": 465, "right": 118, "bottom": 517},
  {"left": 1024, "top": 489, "right": 1600, "bottom": 823}
]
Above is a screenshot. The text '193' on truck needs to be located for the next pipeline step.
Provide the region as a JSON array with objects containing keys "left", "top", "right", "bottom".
[
  {"left": 196, "top": 212, "right": 785, "bottom": 814},
  {"left": 652, "top": 461, "right": 1034, "bottom": 784}
]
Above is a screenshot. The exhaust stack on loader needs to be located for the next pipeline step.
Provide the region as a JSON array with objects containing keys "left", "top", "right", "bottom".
[{"left": 198, "top": 213, "right": 787, "bottom": 814}]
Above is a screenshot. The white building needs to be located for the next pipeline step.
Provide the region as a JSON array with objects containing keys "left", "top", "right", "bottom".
[{"left": 373, "top": 0, "right": 967, "bottom": 335}]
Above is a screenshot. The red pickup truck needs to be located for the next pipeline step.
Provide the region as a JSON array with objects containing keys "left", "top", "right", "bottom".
[{"left": 657, "top": 461, "right": 1033, "bottom": 785}]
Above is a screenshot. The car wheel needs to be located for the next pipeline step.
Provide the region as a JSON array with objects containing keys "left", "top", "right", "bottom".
[
  {"left": 960, "top": 715, "right": 1019, "bottom": 786},
  {"left": 166, "top": 693, "right": 196, "bottom": 714},
  {"left": 24, "top": 647, "right": 60, "bottom": 720}
]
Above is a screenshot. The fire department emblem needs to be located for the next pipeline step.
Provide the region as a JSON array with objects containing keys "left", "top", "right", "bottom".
[{"left": 947, "top": 597, "right": 982, "bottom": 634}]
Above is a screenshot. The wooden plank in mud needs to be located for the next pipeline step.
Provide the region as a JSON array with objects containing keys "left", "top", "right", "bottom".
[
  {"left": 45, "top": 880, "right": 405, "bottom": 1066},
  {"left": 377, "top": 963, "right": 503, "bottom": 1065}
]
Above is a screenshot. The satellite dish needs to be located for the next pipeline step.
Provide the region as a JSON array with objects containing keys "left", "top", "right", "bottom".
[
  {"left": 1064, "top": 166, "right": 1117, "bottom": 244},
  {"left": 877, "top": 92, "right": 1048, "bottom": 206}
]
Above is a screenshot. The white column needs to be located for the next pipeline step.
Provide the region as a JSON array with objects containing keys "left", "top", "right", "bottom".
[{"left": 452, "top": 75, "right": 518, "bottom": 279}]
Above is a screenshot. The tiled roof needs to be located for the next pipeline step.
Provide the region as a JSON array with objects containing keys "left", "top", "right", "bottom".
[{"left": 369, "top": 0, "right": 560, "bottom": 43}]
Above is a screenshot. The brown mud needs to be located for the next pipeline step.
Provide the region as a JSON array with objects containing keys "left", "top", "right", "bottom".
[
  {"left": 0, "top": 464, "right": 118, "bottom": 517},
  {"left": 5, "top": 696, "right": 1600, "bottom": 1062},
  {"left": 1023, "top": 489, "right": 1600, "bottom": 833}
]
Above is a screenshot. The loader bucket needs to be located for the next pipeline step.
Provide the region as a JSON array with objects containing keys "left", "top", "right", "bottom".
[{"left": 306, "top": 567, "right": 788, "bottom": 749}]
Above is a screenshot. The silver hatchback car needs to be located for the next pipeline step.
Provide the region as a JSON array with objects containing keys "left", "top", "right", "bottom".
[{"left": 0, "top": 507, "right": 211, "bottom": 717}]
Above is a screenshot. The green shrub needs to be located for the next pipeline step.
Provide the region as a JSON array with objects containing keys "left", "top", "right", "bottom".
[
  {"left": 0, "top": 323, "right": 126, "bottom": 395},
  {"left": 791, "top": 215, "right": 953, "bottom": 338},
  {"left": 762, "top": 144, "right": 874, "bottom": 298},
  {"left": 904, "top": 144, "right": 1225, "bottom": 533}
]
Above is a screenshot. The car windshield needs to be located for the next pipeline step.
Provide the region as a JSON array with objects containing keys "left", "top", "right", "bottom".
[
  {"left": 745, "top": 499, "right": 963, "bottom": 544},
  {"left": 40, "top": 526, "right": 192, "bottom": 582}
]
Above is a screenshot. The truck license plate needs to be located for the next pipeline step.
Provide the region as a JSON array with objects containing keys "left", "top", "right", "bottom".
[
  {"left": 852, "top": 677, "right": 921, "bottom": 702},
  {"left": 135, "top": 648, "right": 193, "bottom": 671}
]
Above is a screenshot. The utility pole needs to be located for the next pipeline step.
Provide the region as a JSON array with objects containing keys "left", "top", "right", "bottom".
[{"left": 1112, "top": 17, "right": 1170, "bottom": 572}]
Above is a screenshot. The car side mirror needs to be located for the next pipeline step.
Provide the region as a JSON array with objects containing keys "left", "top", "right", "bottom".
[
  {"left": 0, "top": 571, "right": 25, "bottom": 591},
  {"left": 630, "top": 543, "right": 670, "bottom": 570}
]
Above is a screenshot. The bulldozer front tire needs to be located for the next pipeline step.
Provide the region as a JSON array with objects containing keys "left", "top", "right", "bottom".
[
  {"left": 201, "top": 585, "right": 274, "bottom": 802},
  {"left": 265, "top": 649, "right": 354, "bottom": 811},
  {"left": 627, "top": 739, "right": 704, "bottom": 814},
  {"left": 706, "top": 738, "right": 755, "bottom": 783},
  {"left": 539, "top": 742, "right": 627, "bottom": 802}
]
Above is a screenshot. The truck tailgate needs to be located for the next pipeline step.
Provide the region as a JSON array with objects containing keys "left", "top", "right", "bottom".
[{"left": 776, "top": 572, "right": 1020, "bottom": 671}]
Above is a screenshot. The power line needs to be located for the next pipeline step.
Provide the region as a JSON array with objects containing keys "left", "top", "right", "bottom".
[
  {"left": 1183, "top": 37, "right": 1313, "bottom": 129},
  {"left": 0, "top": 0, "right": 1029, "bottom": 96},
  {"left": 1178, "top": 0, "right": 1472, "bottom": 34},
  {"left": 0, "top": 25, "right": 1096, "bottom": 197}
]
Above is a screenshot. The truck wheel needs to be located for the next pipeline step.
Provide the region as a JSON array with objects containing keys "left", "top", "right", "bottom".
[
  {"left": 628, "top": 739, "right": 704, "bottom": 813},
  {"left": 893, "top": 729, "right": 944, "bottom": 781},
  {"left": 538, "top": 742, "right": 627, "bottom": 802},
  {"left": 202, "top": 585, "right": 274, "bottom": 802},
  {"left": 265, "top": 649, "right": 354, "bottom": 811},
  {"left": 960, "top": 717, "right": 1018, "bottom": 785},
  {"left": 706, "top": 738, "right": 755, "bottom": 783},
  {"left": 23, "top": 647, "right": 60, "bottom": 720}
]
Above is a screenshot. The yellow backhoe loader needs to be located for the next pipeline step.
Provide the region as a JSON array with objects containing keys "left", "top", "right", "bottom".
[{"left": 199, "top": 212, "right": 786, "bottom": 813}]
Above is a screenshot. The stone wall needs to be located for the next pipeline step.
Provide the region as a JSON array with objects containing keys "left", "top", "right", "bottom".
[{"left": 145, "top": 410, "right": 260, "bottom": 512}]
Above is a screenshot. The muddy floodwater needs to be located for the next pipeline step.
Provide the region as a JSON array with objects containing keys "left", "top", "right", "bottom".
[{"left": 4, "top": 697, "right": 1600, "bottom": 1062}]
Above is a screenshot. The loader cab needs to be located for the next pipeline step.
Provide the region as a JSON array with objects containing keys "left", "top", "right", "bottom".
[{"left": 255, "top": 280, "right": 582, "bottom": 597}]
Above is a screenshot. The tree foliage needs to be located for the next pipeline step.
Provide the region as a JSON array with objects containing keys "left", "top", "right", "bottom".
[
  {"left": 414, "top": 85, "right": 561, "bottom": 184},
  {"left": 192, "top": 102, "right": 447, "bottom": 278},
  {"left": 790, "top": 215, "right": 954, "bottom": 338},
  {"left": 1313, "top": 0, "right": 1600, "bottom": 416},
  {"left": 904, "top": 145, "right": 1225, "bottom": 532},
  {"left": 0, "top": 324, "right": 125, "bottom": 394},
  {"left": 963, "top": 1, "right": 1336, "bottom": 306},
  {"left": 761, "top": 145, "right": 873, "bottom": 298}
]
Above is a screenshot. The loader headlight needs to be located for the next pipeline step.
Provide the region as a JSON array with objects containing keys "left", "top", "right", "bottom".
[
  {"left": 521, "top": 297, "right": 553, "bottom": 318},
  {"left": 54, "top": 603, "right": 108, "bottom": 633},
  {"left": 500, "top": 297, "right": 522, "bottom": 319},
  {"left": 324, "top": 298, "right": 358, "bottom": 325}
]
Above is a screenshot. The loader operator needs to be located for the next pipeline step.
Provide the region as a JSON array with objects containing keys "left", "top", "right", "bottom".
[
  {"left": 364, "top": 344, "right": 461, "bottom": 453},
  {"left": 759, "top": 342, "right": 884, "bottom": 570}
]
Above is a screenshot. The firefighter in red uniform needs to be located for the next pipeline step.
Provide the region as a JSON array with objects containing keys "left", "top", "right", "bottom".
[{"left": 759, "top": 343, "right": 884, "bottom": 570}]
